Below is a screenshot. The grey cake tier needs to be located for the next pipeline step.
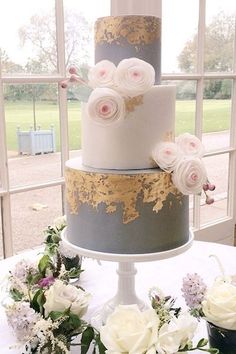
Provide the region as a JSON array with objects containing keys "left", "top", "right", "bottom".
[
  {"left": 95, "top": 16, "right": 161, "bottom": 84},
  {"left": 65, "top": 158, "right": 189, "bottom": 254}
]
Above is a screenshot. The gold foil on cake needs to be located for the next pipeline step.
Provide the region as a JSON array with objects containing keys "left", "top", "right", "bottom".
[
  {"left": 95, "top": 16, "right": 161, "bottom": 47},
  {"left": 125, "top": 95, "right": 144, "bottom": 113},
  {"left": 65, "top": 167, "right": 181, "bottom": 224}
]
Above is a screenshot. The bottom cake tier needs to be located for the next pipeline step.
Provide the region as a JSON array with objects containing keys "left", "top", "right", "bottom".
[{"left": 65, "top": 158, "right": 190, "bottom": 254}]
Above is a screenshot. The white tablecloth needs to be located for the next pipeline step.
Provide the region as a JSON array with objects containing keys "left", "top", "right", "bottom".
[{"left": 1, "top": 241, "right": 236, "bottom": 353}]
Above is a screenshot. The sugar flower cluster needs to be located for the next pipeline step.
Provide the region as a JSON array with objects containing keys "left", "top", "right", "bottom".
[
  {"left": 87, "top": 58, "right": 155, "bottom": 125},
  {"left": 152, "top": 133, "right": 215, "bottom": 199},
  {"left": 61, "top": 58, "right": 155, "bottom": 126}
]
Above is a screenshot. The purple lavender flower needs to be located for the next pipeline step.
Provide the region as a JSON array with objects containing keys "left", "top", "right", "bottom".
[
  {"left": 38, "top": 276, "right": 55, "bottom": 288},
  {"left": 182, "top": 273, "right": 207, "bottom": 309}
]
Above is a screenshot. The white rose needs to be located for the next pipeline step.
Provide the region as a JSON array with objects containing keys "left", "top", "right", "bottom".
[
  {"left": 53, "top": 215, "right": 66, "bottom": 229},
  {"left": 152, "top": 142, "right": 181, "bottom": 172},
  {"left": 87, "top": 87, "right": 125, "bottom": 126},
  {"left": 172, "top": 157, "right": 207, "bottom": 195},
  {"left": 88, "top": 60, "right": 116, "bottom": 89},
  {"left": 114, "top": 58, "right": 155, "bottom": 97},
  {"left": 156, "top": 313, "right": 198, "bottom": 354},
  {"left": 202, "top": 280, "right": 236, "bottom": 330},
  {"left": 100, "top": 305, "right": 159, "bottom": 354},
  {"left": 43, "top": 280, "right": 91, "bottom": 317},
  {"left": 176, "top": 133, "right": 205, "bottom": 158}
]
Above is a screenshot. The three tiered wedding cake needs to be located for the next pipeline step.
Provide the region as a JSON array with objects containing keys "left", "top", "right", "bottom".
[{"left": 64, "top": 15, "right": 208, "bottom": 254}]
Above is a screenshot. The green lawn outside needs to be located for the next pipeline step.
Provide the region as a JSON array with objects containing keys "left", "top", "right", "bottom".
[{"left": 4, "top": 99, "right": 231, "bottom": 151}]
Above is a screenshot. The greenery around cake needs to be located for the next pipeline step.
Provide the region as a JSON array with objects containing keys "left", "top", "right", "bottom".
[{"left": 2, "top": 218, "right": 220, "bottom": 354}]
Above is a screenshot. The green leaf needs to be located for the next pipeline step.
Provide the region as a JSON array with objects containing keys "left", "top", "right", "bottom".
[
  {"left": 10, "top": 288, "right": 24, "bottom": 301},
  {"left": 49, "top": 311, "right": 64, "bottom": 321},
  {"left": 97, "top": 335, "right": 107, "bottom": 354},
  {"left": 68, "top": 313, "right": 82, "bottom": 329},
  {"left": 197, "top": 338, "right": 208, "bottom": 347},
  {"left": 31, "top": 288, "right": 45, "bottom": 313},
  {"left": 81, "top": 327, "right": 95, "bottom": 354},
  {"left": 207, "top": 349, "right": 220, "bottom": 354},
  {"left": 38, "top": 255, "right": 52, "bottom": 275}
]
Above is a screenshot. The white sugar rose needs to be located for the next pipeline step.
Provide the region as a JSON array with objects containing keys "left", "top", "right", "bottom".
[
  {"left": 100, "top": 305, "right": 159, "bottom": 354},
  {"left": 152, "top": 142, "right": 181, "bottom": 172},
  {"left": 156, "top": 313, "right": 198, "bottom": 354},
  {"left": 114, "top": 58, "right": 155, "bottom": 97},
  {"left": 88, "top": 60, "right": 116, "bottom": 89},
  {"left": 43, "top": 280, "right": 91, "bottom": 317},
  {"left": 202, "top": 280, "right": 236, "bottom": 330},
  {"left": 87, "top": 87, "right": 125, "bottom": 125},
  {"left": 172, "top": 157, "right": 207, "bottom": 195},
  {"left": 176, "top": 133, "right": 205, "bottom": 157}
]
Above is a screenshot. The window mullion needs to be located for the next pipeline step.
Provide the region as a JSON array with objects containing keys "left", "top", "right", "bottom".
[
  {"left": 193, "top": 0, "right": 206, "bottom": 231},
  {"left": 55, "top": 0, "right": 69, "bottom": 214},
  {"left": 228, "top": 18, "right": 236, "bottom": 221},
  {"left": 0, "top": 59, "right": 13, "bottom": 257}
]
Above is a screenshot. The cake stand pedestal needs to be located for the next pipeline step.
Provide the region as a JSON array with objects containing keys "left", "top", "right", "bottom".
[{"left": 62, "top": 229, "right": 194, "bottom": 323}]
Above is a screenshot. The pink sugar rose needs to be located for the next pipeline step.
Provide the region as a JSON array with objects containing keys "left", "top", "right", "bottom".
[
  {"left": 87, "top": 87, "right": 125, "bottom": 126},
  {"left": 88, "top": 60, "right": 116, "bottom": 89}
]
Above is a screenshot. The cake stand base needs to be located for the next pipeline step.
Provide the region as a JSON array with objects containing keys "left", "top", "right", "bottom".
[{"left": 61, "top": 229, "right": 194, "bottom": 323}]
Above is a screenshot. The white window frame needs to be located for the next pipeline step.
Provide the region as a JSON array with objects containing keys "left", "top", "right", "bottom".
[{"left": 0, "top": 0, "right": 236, "bottom": 258}]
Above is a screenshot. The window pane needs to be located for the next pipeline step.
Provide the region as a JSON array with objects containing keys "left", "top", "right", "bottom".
[
  {"left": 64, "top": 0, "right": 110, "bottom": 67},
  {"left": 162, "top": 0, "right": 199, "bottom": 73},
  {"left": 67, "top": 87, "right": 82, "bottom": 152},
  {"left": 11, "top": 186, "right": 63, "bottom": 254},
  {"left": 200, "top": 154, "right": 229, "bottom": 225},
  {"left": 205, "top": 0, "right": 235, "bottom": 72},
  {"left": 0, "top": 0, "right": 56, "bottom": 74},
  {"left": 163, "top": 80, "right": 197, "bottom": 135},
  {"left": 4, "top": 84, "right": 62, "bottom": 187},
  {"left": 202, "top": 80, "right": 232, "bottom": 151},
  {"left": 176, "top": 81, "right": 197, "bottom": 135}
]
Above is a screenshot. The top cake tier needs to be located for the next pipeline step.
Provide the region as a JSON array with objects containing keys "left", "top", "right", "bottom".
[{"left": 95, "top": 16, "right": 161, "bottom": 84}]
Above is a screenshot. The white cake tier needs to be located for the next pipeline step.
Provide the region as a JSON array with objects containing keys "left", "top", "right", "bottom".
[{"left": 82, "top": 85, "right": 175, "bottom": 170}]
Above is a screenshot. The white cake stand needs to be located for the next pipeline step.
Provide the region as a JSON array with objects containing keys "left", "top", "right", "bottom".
[{"left": 61, "top": 229, "right": 194, "bottom": 323}]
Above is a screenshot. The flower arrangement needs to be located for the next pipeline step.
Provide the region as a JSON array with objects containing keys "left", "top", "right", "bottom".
[
  {"left": 182, "top": 270, "right": 236, "bottom": 330},
  {"left": 3, "top": 219, "right": 105, "bottom": 354},
  {"left": 99, "top": 288, "right": 219, "bottom": 354},
  {"left": 182, "top": 259, "right": 236, "bottom": 352}
]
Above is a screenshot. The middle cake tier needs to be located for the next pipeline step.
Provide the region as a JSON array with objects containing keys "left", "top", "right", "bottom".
[
  {"left": 65, "top": 158, "right": 190, "bottom": 254},
  {"left": 82, "top": 85, "right": 175, "bottom": 170}
]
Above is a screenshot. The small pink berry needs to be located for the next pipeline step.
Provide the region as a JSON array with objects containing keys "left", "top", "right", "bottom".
[
  {"left": 60, "top": 80, "right": 68, "bottom": 88},
  {"left": 208, "top": 184, "right": 216, "bottom": 191},
  {"left": 203, "top": 184, "right": 209, "bottom": 191},
  {"left": 69, "top": 66, "right": 77, "bottom": 74},
  {"left": 69, "top": 74, "right": 78, "bottom": 83},
  {"left": 206, "top": 196, "right": 214, "bottom": 205}
]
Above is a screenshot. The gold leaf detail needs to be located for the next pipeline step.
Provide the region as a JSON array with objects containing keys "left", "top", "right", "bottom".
[
  {"left": 125, "top": 95, "right": 144, "bottom": 113},
  {"left": 65, "top": 167, "right": 181, "bottom": 224},
  {"left": 95, "top": 16, "right": 161, "bottom": 46}
]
